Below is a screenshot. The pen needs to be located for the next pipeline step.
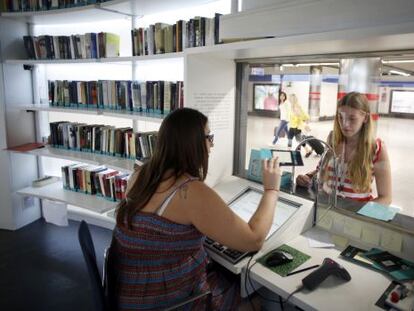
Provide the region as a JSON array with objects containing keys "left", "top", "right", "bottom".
[{"left": 287, "top": 264, "right": 320, "bottom": 276}]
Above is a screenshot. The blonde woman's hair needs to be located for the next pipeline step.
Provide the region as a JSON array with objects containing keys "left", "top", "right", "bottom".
[
  {"left": 289, "top": 94, "right": 302, "bottom": 115},
  {"left": 333, "top": 92, "right": 374, "bottom": 192}
]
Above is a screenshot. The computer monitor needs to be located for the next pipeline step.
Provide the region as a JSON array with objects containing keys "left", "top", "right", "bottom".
[
  {"left": 228, "top": 187, "right": 300, "bottom": 240},
  {"left": 204, "top": 186, "right": 301, "bottom": 264}
]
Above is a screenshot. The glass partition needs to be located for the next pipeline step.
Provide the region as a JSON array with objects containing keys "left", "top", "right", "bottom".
[{"left": 234, "top": 52, "right": 414, "bottom": 234}]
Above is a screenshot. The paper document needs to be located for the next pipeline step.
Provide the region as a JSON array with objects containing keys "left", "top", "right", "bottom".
[
  {"left": 357, "top": 202, "right": 399, "bottom": 221},
  {"left": 304, "top": 228, "right": 335, "bottom": 248}
]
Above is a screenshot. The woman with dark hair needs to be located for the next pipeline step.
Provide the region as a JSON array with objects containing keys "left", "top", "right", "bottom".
[
  {"left": 272, "top": 91, "right": 290, "bottom": 145},
  {"left": 110, "top": 108, "right": 281, "bottom": 310}
]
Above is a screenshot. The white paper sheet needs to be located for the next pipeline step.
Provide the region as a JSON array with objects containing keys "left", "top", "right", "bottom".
[{"left": 304, "top": 228, "right": 335, "bottom": 248}]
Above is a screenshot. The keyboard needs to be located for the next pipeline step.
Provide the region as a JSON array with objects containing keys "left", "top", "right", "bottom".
[{"left": 204, "top": 237, "right": 251, "bottom": 264}]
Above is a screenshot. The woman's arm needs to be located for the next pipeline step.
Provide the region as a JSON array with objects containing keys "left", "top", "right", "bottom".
[
  {"left": 185, "top": 158, "right": 281, "bottom": 252},
  {"left": 373, "top": 142, "right": 392, "bottom": 205}
]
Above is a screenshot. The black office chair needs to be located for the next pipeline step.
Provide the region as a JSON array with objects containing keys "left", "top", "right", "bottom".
[
  {"left": 78, "top": 220, "right": 108, "bottom": 311},
  {"left": 79, "top": 220, "right": 212, "bottom": 311}
]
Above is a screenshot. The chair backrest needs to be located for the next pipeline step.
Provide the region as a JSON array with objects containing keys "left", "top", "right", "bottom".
[{"left": 78, "top": 220, "right": 106, "bottom": 311}]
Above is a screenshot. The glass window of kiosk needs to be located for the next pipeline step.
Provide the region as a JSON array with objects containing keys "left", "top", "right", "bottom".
[{"left": 233, "top": 52, "right": 414, "bottom": 231}]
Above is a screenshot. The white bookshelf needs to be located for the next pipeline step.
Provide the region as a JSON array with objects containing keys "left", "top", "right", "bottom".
[
  {"left": 9, "top": 145, "right": 141, "bottom": 172},
  {"left": 0, "top": 0, "right": 230, "bottom": 229},
  {"left": 16, "top": 181, "right": 117, "bottom": 213}
]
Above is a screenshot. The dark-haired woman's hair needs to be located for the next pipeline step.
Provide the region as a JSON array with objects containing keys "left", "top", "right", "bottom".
[
  {"left": 116, "top": 108, "right": 209, "bottom": 227},
  {"left": 279, "top": 91, "right": 287, "bottom": 103}
]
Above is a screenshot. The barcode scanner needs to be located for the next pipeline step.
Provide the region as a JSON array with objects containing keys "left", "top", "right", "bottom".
[{"left": 301, "top": 258, "right": 351, "bottom": 291}]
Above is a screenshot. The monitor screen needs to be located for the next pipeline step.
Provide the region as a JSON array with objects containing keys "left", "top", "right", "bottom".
[
  {"left": 390, "top": 90, "right": 414, "bottom": 114},
  {"left": 228, "top": 187, "right": 300, "bottom": 240}
]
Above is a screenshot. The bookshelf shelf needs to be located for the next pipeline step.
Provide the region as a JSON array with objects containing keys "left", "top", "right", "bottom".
[
  {"left": 4, "top": 53, "right": 185, "bottom": 65},
  {"left": 0, "top": 6, "right": 124, "bottom": 25},
  {"left": 0, "top": 0, "right": 218, "bottom": 25},
  {"left": 20, "top": 104, "right": 100, "bottom": 115},
  {"left": 101, "top": 52, "right": 185, "bottom": 63},
  {"left": 9, "top": 145, "right": 142, "bottom": 172},
  {"left": 4, "top": 58, "right": 99, "bottom": 65},
  {"left": 102, "top": 110, "right": 165, "bottom": 122},
  {"left": 67, "top": 205, "right": 115, "bottom": 230},
  {"left": 16, "top": 181, "right": 117, "bottom": 213},
  {"left": 19, "top": 104, "right": 166, "bottom": 122}
]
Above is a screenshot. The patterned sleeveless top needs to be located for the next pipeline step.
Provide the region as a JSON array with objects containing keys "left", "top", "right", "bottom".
[
  {"left": 110, "top": 178, "right": 240, "bottom": 310},
  {"left": 325, "top": 138, "right": 382, "bottom": 201}
]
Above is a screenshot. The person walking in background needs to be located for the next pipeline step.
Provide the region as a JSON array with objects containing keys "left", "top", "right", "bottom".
[
  {"left": 287, "top": 94, "right": 312, "bottom": 154},
  {"left": 296, "top": 92, "right": 392, "bottom": 204},
  {"left": 272, "top": 91, "right": 290, "bottom": 145}
]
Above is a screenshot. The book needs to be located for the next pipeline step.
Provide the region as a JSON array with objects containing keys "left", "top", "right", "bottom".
[
  {"left": 104, "top": 33, "right": 120, "bottom": 58},
  {"left": 6, "top": 142, "right": 45, "bottom": 152},
  {"left": 339, "top": 245, "right": 380, "bottom": 271},
  {"left": 362, "top": 248, "right": 414, "bottom": 281}
]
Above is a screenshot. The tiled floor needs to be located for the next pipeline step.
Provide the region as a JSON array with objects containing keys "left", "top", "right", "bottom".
[{"left": 246, "top": 116, "right": 414, "bottom": 217}]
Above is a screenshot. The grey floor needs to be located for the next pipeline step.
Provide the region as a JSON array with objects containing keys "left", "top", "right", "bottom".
[
  {"left": 246, "top": 116, "right": 414, "bottom": 217},
  {"left": 0, "top": 219, "right": 112, "bottom": 311}
]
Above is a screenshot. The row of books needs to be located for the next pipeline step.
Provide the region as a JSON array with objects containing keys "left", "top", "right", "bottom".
[
  {"left": 50, "top": 121, "right": 158, "bottom": 160},
  {"left": 1, "top": 0, "right": 109, "bottom": 12},
  {"left": 48, "top": 80, "right": 184, "bottom": 114},
  {"left": 61, "top": 164, "right": 129, "bottom": 202},
  {"left": 23, "top": 32, "right": 120, "bottom": 60},
  {"left": 131, "top": 14, "right": 222, "bottom": 56}
]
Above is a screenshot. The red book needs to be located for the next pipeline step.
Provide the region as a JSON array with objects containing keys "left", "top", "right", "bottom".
[{"left": 6, "top": 142, "right": 45, "bottom": 152}]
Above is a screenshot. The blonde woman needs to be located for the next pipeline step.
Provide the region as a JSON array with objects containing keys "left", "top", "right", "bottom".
[
  {"left": 287, "top": 94, "right": 311, "bottom": 154},
  {"left": 296, "top": 92, "right": 392, "bottom": 204}
]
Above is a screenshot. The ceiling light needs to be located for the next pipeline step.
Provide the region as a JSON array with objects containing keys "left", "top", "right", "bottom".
[
  {"left": 295, "top": 62, "right": 339, "bottom": 67},
  {"left": 382, "top": 59, "right": 414, "bottom": 64},
  {"left": 388, "top": 70, "right": 411, "bottom": 76}
]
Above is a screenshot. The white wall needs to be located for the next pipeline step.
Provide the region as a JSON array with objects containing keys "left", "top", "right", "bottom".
[
  {"left": 222, "top": 0, "right": 414, "bottom": 41},
  {"left": 185, "top": 53, "right": 236, "bottom": 187}
]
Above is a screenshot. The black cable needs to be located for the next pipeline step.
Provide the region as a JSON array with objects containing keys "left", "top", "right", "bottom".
[
  {"left": 245, "top": 256, "right": 280, "bottom": 307},
  {"left": 279, "top": 295, "right": 285, "bottom": 311},
  {"left": 282, "top": 285, "right": 304, "bottom": 304},
  {"left": 245, "top": 256, "right": 304, "bottom": 308},
  {"left": 244, "top": 255, "right": 256, "bottom": 311}
]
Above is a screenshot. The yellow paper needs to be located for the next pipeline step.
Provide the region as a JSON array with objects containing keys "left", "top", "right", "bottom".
[
  {"left": 317, "top": 211, "right": 333, "bottom": 230},
  {"left": 381, "top": 230, "right": 403, "bottom": 253},
  {"left": 361, "top": 226, "right": 381, "bottom": 245},
  {"left": 331, "top": 234, "right": 348, "bottom": 248},
  {"left": 343, "top": 218, "right": 362, "bottom": 239}
]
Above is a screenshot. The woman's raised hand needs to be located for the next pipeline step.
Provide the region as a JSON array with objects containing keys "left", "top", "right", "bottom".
[{"left": 262, "top": 157, "right": 281, "bottom": 191}]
